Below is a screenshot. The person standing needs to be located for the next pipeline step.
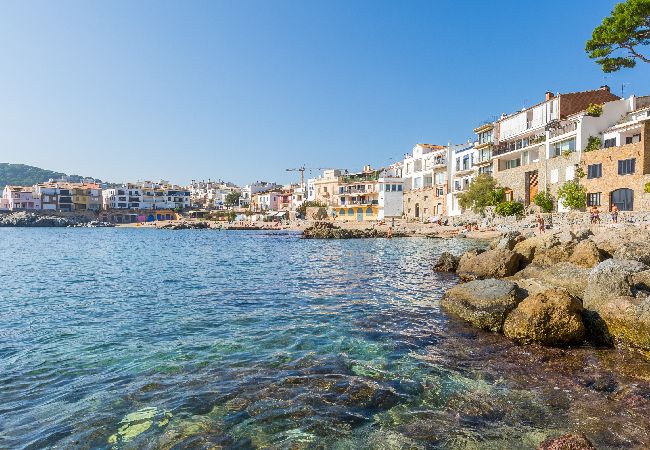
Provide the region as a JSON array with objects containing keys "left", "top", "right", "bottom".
[
  {"left": 536, "top": 214, "right": 545, "bottom": 233},
  {"left": 611, "top": 204, "right": 619, "bottom": 223}
]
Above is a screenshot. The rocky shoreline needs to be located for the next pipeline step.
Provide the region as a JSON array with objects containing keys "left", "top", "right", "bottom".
[
  {"left": 0, "top": 211, "right": 97, "bottom": 227},
  {"left": 435, "top": 226, "right": 650, "bottom": 354}
]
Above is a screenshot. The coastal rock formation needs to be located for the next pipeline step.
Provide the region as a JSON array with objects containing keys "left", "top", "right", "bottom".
[
  {"left": 433, "top": 252, "right": 459, "bottom": 272},
  {"left": 569, "top": 239, "right": 604, "bottom": 268},
  {"left": 159, "top": 221, "right": 210, "bottom": 230},
  {"left": 441, "top": 279, "right": 521, "bottom": 332},
  {"left": 537, "top": 432, "right": 597, "bottom": 450},
  {"left": 0, "top": 211, "right": 89, "bottom": 227},
  {"left": 509, "top": 262, "right": 590, "bottom": 299},
  {"left": 492, "top": 231, "right": 525, "bottom": 251},
  {"left": 613, "top": 241, "right": 650, "bottom": 265},
  {"left": 590, "top": 227, "right": 650, "bottom": 257},
  {"left": 457, "top": 249, "right": 521, "bottom": 280},
  {"left": 503, "top": 289, "right": 585, "bottom": 346},
  {"left": 583, "top": 259, "right": 650, "bottom": 350},
  {"left": 302, "top": 222, "right": 402, "bottom": 239}
]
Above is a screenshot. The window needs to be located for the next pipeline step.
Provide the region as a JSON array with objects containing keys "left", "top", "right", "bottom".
[
  {"left": 565, "top": 166, "right": 575, "bottom": 181},
  {"left": 550, "top": 138, "right": 576, "bottom": 157},
  {"left": 550, "top": 169, "right": 559, "bottom": 184},
  {"left": 625, "top": 134, "right": 641, "bottom": 145},
  {"left": 347, "top": 208, "right": 354, "bottom": 216},
  {"left": 365, "top": 207, "right": 373, "bottom": 216},
  {"left": 604, "top": 138, "right": 616, "bottom": 148},
  {"left": 618, "top": 158, "right": 636, "bottom": 175},
  {"left": 436, "top": 187, "right": 444, "bottom": 196},
  {"left": 505, "top": 158, "right": 521, "bottom": 170},
  {"left": 397, "top": 185, "right": 403, "bottom": 192},
  {"left": 587, "top": 193, "right": 601, "bottom": 206},
  {"left": 587, "top": 164, "right": 602, "bottom": 179}
]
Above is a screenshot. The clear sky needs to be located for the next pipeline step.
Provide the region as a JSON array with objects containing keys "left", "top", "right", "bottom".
[{"left": 1, "top": 0, "right": 649, "bottom": 185}]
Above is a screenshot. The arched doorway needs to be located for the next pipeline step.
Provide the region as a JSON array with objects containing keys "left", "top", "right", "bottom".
[
  {"left": 611, "top": 188, "right": 634, "bottom": 211},
  {"left": 415, "top": 203, "right": 420, "bottom": 218}
]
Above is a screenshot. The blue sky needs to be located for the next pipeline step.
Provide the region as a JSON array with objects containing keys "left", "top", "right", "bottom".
[{"left": 1, "top": 0, "right": 649, "bottom": 185}]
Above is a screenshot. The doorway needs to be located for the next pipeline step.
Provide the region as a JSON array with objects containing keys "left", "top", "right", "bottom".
[
  {"left": 611, "top": 188, "right": 634, "bottom": 211},
  {"left": 525, "top": 170, "right": 539, "bottom": 206}
]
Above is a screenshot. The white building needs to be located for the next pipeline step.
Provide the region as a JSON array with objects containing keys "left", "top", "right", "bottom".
[
  {"left": 239, "top": 181, "right": 281, "bottom": 207},
  {"left": 103, "top": 181, "right": 190, "bottom": 210},
  {"left": 447, "top": 141, "right": 477, "bottom": 216}
]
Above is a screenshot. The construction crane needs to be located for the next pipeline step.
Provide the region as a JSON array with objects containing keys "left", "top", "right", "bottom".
[{"left": 286, "top": 166, "right": 329, "bottom": 190}]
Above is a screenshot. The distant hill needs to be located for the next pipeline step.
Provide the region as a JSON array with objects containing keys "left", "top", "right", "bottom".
[{"left": 0, "top": 163, "right": 107, "bottom": 188}]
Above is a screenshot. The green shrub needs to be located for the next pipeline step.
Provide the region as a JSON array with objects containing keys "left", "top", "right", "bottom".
[
  {"left": 645, "top": 182, "right": 650, "bottom": 193},
  {"left": 557, "top": 180, "right": 587, "bottom": 210},
  {"left": 533, "top": 191, "right": 554, "bottom": 213},
  {"left": 495, "top": 201, "right": 524, "bottom": 216},
  {"left": 585, "top": 103, "right": 603, "bottom": 117},
  {"left": 585, "top": 136, "right": 602, "bottom": 152}
]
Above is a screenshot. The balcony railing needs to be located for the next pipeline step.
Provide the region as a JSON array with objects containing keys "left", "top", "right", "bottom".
[
  {"left": 494, "top": 134, "right": 545, "bottom": 157},
  {"left": 549, "top": 121, "right": 577, "bottom": 139}
]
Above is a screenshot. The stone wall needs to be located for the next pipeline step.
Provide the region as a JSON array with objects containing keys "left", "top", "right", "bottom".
[
  {"left": 403, "top": 185, "right": 447, "bottom": 220},
  {"left": 580, "top": 122, "right": 650, "bottom": 211}
]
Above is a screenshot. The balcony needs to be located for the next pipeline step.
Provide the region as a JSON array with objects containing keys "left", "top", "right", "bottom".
[
  {"left": 454, "top": 165, "right": 474, "bottom": 175},
  {"left": 549, "top": 121, "right": 577, "bottom": 139},
  {"left": 493, "top": 134, "right": 545, "bottom": 157},
  {"left": 429, "top": 158, "right": 447, "bottom": 169}
]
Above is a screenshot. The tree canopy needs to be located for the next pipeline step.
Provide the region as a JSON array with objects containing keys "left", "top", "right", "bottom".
[
  {"left": 224, "top": 191, "right": 242, "bottom": 207},
  {"left": 586, "top": 0, "right": 650, "bottom": 72},
  {"left": 457, "top": 174, "right": 505, "bottom": 213}
]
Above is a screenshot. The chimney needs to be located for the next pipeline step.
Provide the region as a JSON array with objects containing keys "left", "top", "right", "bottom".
[
  {"left": 600, "top": 85, "right": 610, "bottom": 92},
  {"left": 545, "top": 91, "right": 555, "bottom": 101}
]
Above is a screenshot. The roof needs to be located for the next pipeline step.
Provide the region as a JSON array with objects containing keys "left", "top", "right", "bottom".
[{"left": 559, "top": 88, "right": 621, "bottom": 118}]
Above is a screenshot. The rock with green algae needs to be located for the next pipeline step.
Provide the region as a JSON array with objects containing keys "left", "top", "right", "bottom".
[
  {"left": 441, "top": 278, "right": 522, "bottom": 332},
  {"left": 503, "top": 289, "right": 586, "bottom": 347},
  {"left": 108, "top": 406, "right": 172, "bottom": 446}
]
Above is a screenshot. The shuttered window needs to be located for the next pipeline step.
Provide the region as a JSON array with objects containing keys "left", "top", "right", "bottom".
[{"left": 618, "top": 158, "right": 636, "bottom": 175}]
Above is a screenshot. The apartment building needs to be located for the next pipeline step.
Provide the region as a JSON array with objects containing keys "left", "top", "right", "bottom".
[
  {"left": 189, "top": 180, "right": 239, "bottom": 209},
  {"left": 73, "top": 184, "right": 102, "bottom": 211},
  {"left": 402, "top": 144, "right": 449, "bottom": 220},
  {"left": 491, "top": 86, "right": 621, "bottom": 207},
  {"left": 313, "top": 169, "right": 343, "bottom": 206},
  {"left": 102, "top": 181, "right": 190, "bottom": 210},
  {"left": 447, "top": 142, "right": 478, "bottom": 216},
  {"left": 1, "top": 186, "right": 41, "bottom": 210},
  {"left": 581, "top": 97, "right": 650, "bottom": 212},
  {"left": 239, "top": 181, "right": 281, "bottom": 208}
]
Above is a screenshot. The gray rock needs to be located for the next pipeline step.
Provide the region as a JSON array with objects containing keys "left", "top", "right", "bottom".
[
  {"left": 441, "top": 279, "right": 522, "bottom": 332},
  {"left": 537, "top": 432, "right": 597, "bottom": 450},
  {"left": 613, "top": 241, "right": 650, "bottom": 265},
  {"left": 583, "top": 259, "right": 650, "bottom": 350},
  {"left": 433, "top": 252, "right": 459, "bottom": 272}
]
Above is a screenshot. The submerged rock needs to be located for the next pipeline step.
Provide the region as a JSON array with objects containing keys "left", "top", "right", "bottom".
[
  {"left": 583, "top": 259, "right": 650, "bottom": 350},
  {"left": 537, "top": 432, "right": 597, "bottom": 450},
  {"left": 433, "top": 252, "right": 459, "bottom": 272},
  {"left": 441, "top": 279, "right": 522, "bottom": 332},
  {"left": 457, "top": 249, "right": 521, "bottom": 280},
  {"left": 302, "top": 222, "right": 403, "bottom": 239},
  {"left": 503, "top": 289, "right": 585, "bottom": 347}
]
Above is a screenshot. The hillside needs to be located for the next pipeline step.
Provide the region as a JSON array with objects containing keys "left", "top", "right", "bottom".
[{"left": 0, "top": 163, "right": 105, "bottom": 188}]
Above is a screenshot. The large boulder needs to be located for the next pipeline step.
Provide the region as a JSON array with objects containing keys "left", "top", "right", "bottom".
[
  {"left": 613, "top": 241, "right": 650, "bottom": 265},
  {"left": 503, "top": 289, "right": 585, "bottom": 346},
  {"left": 433, "top": 252, "right": 459, "bottom": 272},
  {"left": 457, "top": 249, "right": 521, "bottom": 280},
  {"left": 494, "top": 231, "right": 525, "bottom": 251},
  {"left": 513, "top": 233, "right": 575, "bottom": 267},
  {"left": 509, "top": 262, "right": 590, "bottom": 299},
  {"left": 583, "top": 259, "right": 650, "bottom": 350},
  {"left": 590, "top": 226, "right": 650, "bottom": 257},
  {"left": 441, "top": 279, "right": 522, "bottom": 332},
  {"left": 569, "top": 239, "right": 605, "bottom": 268},
  {"left": 537, "top": 432, "right": 597, "bottom": 450}
]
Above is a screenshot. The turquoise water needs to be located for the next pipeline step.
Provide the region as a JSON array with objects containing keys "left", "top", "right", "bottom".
[{"left": 1, "top": 228, "right": 649, "bottom": 449}]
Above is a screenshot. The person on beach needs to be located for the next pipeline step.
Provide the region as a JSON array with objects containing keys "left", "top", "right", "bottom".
[
  {"left": 611, "top": 204, "right": 619, "bottom": 223},
  {"left": 387, "top": 226, "right": 393, "bottom": 239},
  {"left": 536, "top": 214, "right": 545, "bottom": 233},
  {"left": 590, "top": 206, "right": 601, "bottom": 224}
]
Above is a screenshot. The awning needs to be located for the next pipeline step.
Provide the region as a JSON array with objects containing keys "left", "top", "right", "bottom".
[{"left": 276, "top": 211, "right": 288, "bottom": 217}]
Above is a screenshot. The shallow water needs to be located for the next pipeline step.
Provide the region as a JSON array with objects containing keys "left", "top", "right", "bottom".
[{"left": 0, "top": 228, "right": 649, "bottom": 450}]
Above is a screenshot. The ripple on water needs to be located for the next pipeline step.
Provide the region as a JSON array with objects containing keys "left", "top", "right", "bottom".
[{"left": 0, "top": 229, "right": 649, "bottom": 449}]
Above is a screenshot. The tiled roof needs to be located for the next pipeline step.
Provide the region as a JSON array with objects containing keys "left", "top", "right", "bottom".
[{"left": 559, "top": 89, "right": 621, "bottom": 118}]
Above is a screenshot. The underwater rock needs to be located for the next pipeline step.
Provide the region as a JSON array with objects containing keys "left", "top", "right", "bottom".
[
  {"left": 503, "top": 289, "right": 585, "bottom": 347},
  {"left": 108, "top": 406, "right": 172, "bottom": 445},
  {"left": 442, "top": 279, "right": 522, "bottom": 332},
  {"left": 537, "top": 432, "right": 597, "bottom": 449}
]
